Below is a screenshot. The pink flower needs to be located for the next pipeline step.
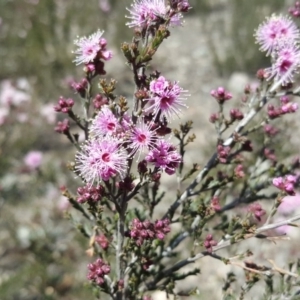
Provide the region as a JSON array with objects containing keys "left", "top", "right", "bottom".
[
  {"left": 273, "top": 175, "right": 297, "bottom": 195},
  {"left": 87, "top": 258, "right": 110, "bottom": 286},
  {"left": 145, "top": 139, "right": 181, "bottom": 175},
  {"left": 145, "top": 76, "right": 188, "bottom": 120},
  {"left": 90, "top": 106, "right": 120, "bottom": 137},
  {"left": 24, "top": 151, "right": 43, "bottom": 170},
  {"left": 266, "top": 43, "right": 300, "bottom": 85},
  {"left": 255, "top": 14, "right": 299, "bottom": 56},
  {"left": 129, "top": 119, "right": 157, "bottom": 158},
  {"left": 73, "top": 30, "right": 112, "bottom": 65},
  {"left": 126, "top": 0, "right": 182, "bottom": 29},
  {"left": 75, "top": 137, "right": 128, "bottom": 184}
]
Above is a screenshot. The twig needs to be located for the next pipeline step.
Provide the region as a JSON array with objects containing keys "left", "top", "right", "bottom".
[
  {"left": 142, "top": 214, "right": 300, "bottom": 291},
  {"left": 163, "top": 92, "right": 269, "bottom": 219}
]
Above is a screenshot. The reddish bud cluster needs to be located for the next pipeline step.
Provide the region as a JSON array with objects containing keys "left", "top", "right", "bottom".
[
  {"left": 267, "top": 101, "right": 298, "bottom": 119},
  {"left": 217, "top": 144, "right": 231, "bottom": 163},
  {"left": 77, "top": 185, "right": 105, "bottom": 204},
  {"left": 209, "top": 112, "right": 219, "bottom": 123},
  {"left": 289, "top": 1, "right": 300, "bottom": 17},
  {"left": 128, "top": 218, "right": 170, "bottom": 246},
  {"left": 54, "top": 96, "right": 74, "bottom": 113},
  {"left": 93, "top": 94, "right": 108, "bottom": 109},
  {"left": 273, "top": 175, "right": 297, "bottom": 195},
  {"left": 54, "top": 119, "right": 69, "bottom": 134},
  {"left": 210, "top": 87, "right": 232, "bottom": 104},
  {"left": 204, "top": 234, "right": 217, "bottom": 252},
  {"left": 256, "top": 69, "right": 266, "bottom": 80},
  {"left": 95, "top": 234, "right": 110, "bottom": 250},
  {"left": 87, "top": 258, "right": 110, "bottom": 286},
  {"left": 71, "top": 78, "right": 88, "bottom": 97},
  {"left": 230, "top": 108, "right": 244, "bottom": 121},
  {"left": 248, "top": 203, "right": 266, "bottom": 222}
]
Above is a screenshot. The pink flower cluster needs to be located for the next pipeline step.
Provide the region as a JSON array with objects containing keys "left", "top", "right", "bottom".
[
  {"left": 255, "top": 14, "right": 300, "bottom": 85},
  {"left": 73, "top": 30, "right": 112, "bottom": 66},
  {"left": 210, "top": 87, "right": 232, "bottom": 104},
  {"left": 204, "top": 234, "right": 217, "bottom": 252},
  {"left": 77, "top": 185, "right": 105, "bottom": 204},
  {"left": 95, "top": 234, "right": 110, "bottom": 250},
  {"left": 145, "top": 76, "right": 189, "bottom": 121},
  {"left": 54, "top": 96, "right": 74, "bottom": 113},
  {"left": 289, "top": 2, "right": 300, "bottom": 18},
  {"left": 145, "top": 140, "right": 181, "bottom": 175},
  {"left": 248, "top": 202, "right": 266, "bottom": 222},
  {"left": 55, "top": 119, "right": 69, "bottom": 134},
  {"left": 126, "top": 0, "right": 186, "bottom": 29},
  {"left": 267, "top": 95, "right": 298, "bottom": 118},
  {"left": 87, "top": 258, "right": 110, "bottom": 286},
  {"left": 75, "top": 137, "right": 129, "bottom": 184},
  {"left": 273, "top": 175, "right": 297, "bottom": 195},
  {"left": 217, "top": 144, "right": 231, "bottom": 164},
  {"left": 128, "top": 218, "right": 170, "bottom": 246}
]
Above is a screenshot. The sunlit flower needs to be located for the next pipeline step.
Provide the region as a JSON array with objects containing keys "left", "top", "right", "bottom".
[
  {"left": 145, "top": 76, "right": 188, "bottom": 120},
  {"left": 255, "top": 14, "right": 299, "bottom": 56},
  {"left": 266, "top": 43, "right": 300, "bottom": 85},
  {"left": 90, "top": 106, "right": 120, "bottom": 137},
  {"left": 126, "top": 0, "right": 182, "bottom": 29},
  {"left": 129, "top": 119, "right": 157, "bottom": 158},
  {"left": 75, "top": 137, "right": 128, "bottom": 184},
  {"left": 73, "top": 30, "right": 112, "bottom": 65},
  {"left": 145, "top": 139, "right": 181, "bottom": 175}
]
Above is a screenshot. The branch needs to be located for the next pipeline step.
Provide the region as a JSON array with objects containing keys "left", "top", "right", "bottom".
[
  {"left": 142, "top": 214, "right": 300, "bottom": 291},
  {"left": 163, "top": 93, "right": 269, "bottom": 219}
]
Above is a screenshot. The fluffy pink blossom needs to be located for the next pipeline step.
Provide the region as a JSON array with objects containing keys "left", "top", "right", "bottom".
[
  {"left": 255, "top": 14, "right": 299, "bottom": 56},
  {"left": 90, "top": 106, "right": 120, "bottom": 137},
  {"left": 24, "top": 151, "right": 43, "bottom": 170},
  {"left": 129, "top": 120, "right": 157, "bottom": 158},
  {"left": 266, "top": 43, "right": 300, "bottom": 85},
  {"left": 126, "top": 0, "right": 182, "bottom": 29},
  {"left": 73, "top": 30, "right": 112, "bottom": 65},
  {"left": 75, "top": 137, "right": 128, "bottom": 184},
  {"left": 145, "top": 76, "right": 188, "bottom": 120},
  {"left": 145, "top": 139, "right": 181, "bottom": 175}
]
